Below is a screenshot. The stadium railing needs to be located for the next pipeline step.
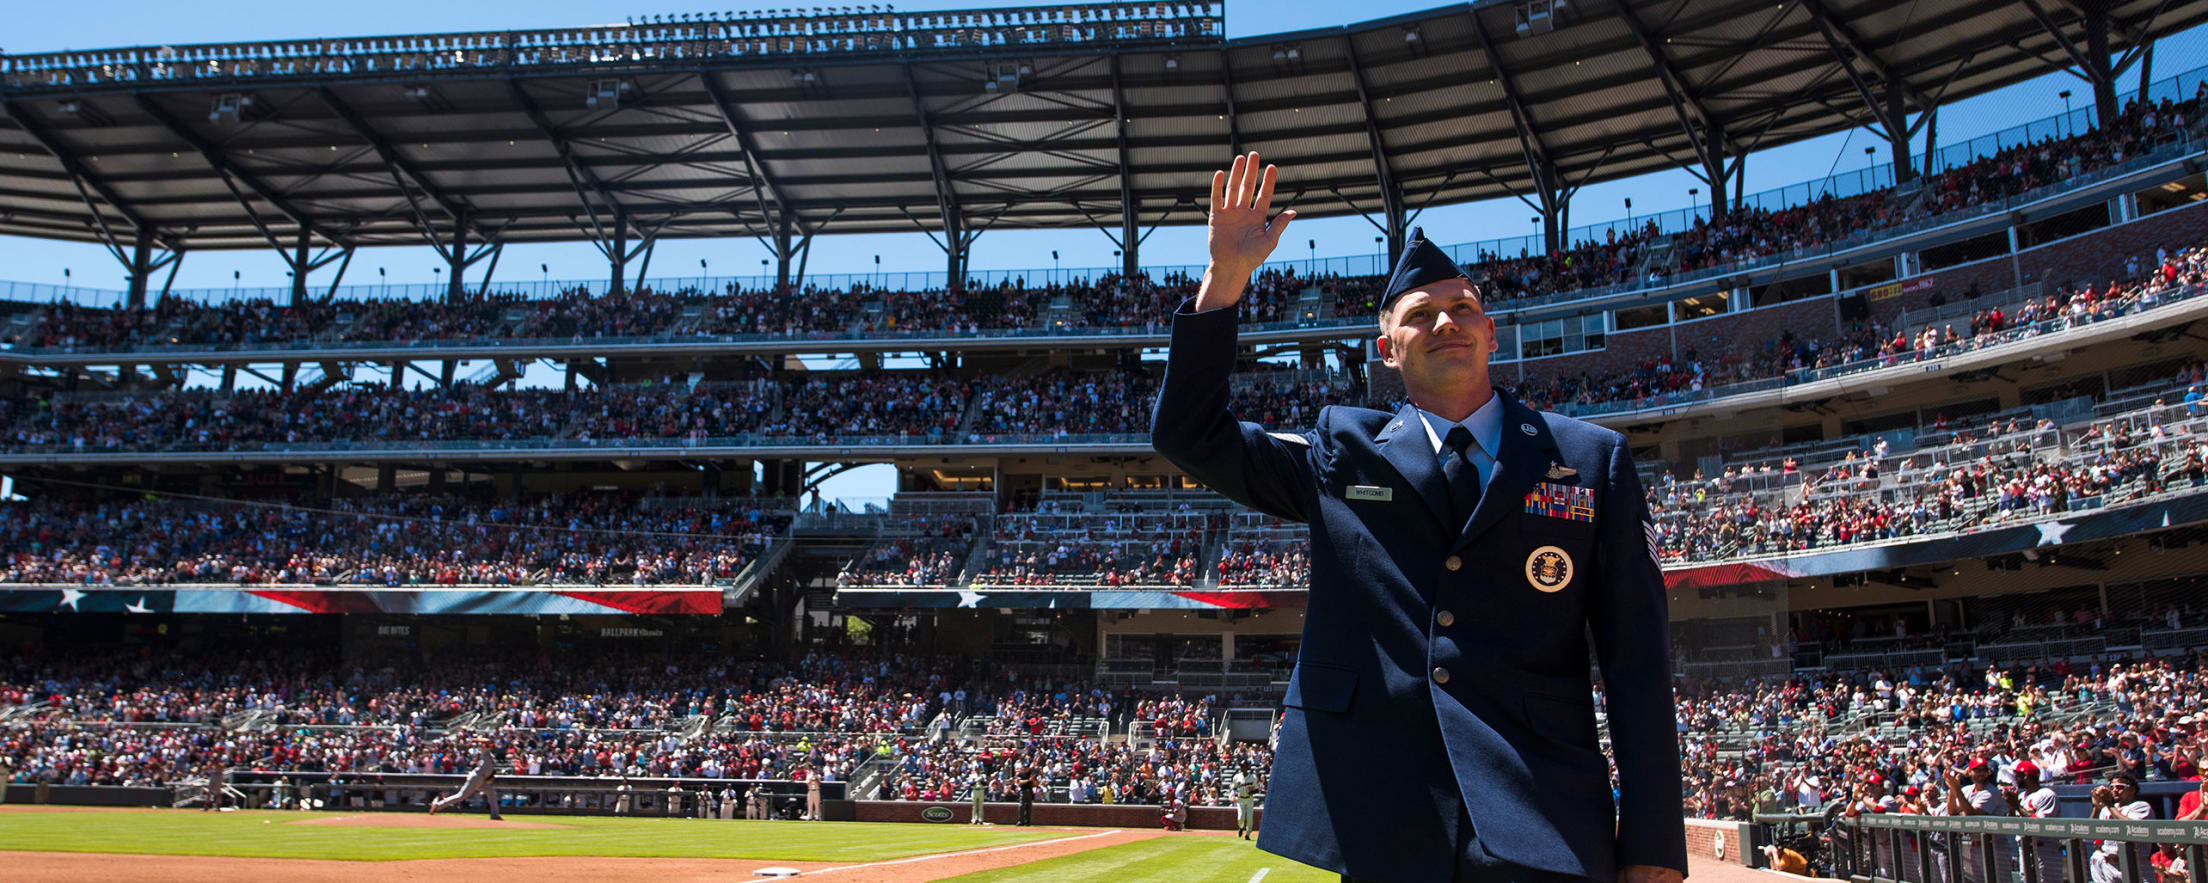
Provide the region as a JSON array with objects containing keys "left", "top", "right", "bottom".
[
  {"left": 1826, "top": 812, "right": 2208, "bottom": 883},
  {"left": 15, "top": 271, "right": 2200, "bottom": 464}
]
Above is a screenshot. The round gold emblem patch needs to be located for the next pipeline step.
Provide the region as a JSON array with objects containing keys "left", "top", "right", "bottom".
[{"left": 1525, "top": 545, "right": 1572, "bottom": 592}]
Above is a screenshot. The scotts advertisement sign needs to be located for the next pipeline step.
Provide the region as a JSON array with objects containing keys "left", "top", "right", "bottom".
[
  {"left": 921, "top": 806, "right": 955, "bottom": 822},
  {"left": 1867, "top": 276, "right": 1937, "bottom": 302}
]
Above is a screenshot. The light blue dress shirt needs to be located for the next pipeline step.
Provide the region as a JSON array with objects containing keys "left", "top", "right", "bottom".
[{"left": 1416, "top": 395, "right": 1503, "bottom": 490}]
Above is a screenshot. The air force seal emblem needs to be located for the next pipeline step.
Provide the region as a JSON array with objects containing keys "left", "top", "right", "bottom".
[{"left": 1525, "top": 545, "right": 1573, "bottom": 592}]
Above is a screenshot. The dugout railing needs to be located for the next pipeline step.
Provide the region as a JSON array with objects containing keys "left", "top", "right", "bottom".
[{"left": 1828, "top": 812, "right": 2208, "bottom": 883}]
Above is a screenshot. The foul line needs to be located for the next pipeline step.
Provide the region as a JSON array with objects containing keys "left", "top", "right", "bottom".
[
  {"left": 798, "top": 829, "right": 1126, "bottom": 876},
  {"left": 1249, "top": 869, "right": 1272, "bottom": 883}
]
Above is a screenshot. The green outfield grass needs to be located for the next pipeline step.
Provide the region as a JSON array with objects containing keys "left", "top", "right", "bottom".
[
  {"left": 943, "top": 836, "right": 1334, "bottom": 882},
  {"left": 0, "top": 810, "right": 1074, "bottom": 862}
]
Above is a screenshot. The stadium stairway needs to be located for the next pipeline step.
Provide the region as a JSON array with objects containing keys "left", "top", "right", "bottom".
[
  {"left": 952, "top": 391, "right": 985, "bottom": 440},
  {"left": 726, "top": 538, "right": 793, "bottom": 609}
]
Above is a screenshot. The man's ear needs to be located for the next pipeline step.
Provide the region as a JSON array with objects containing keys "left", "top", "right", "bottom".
[{"left": 1375, "top": 333, "right": 1398, "bottom": 370}]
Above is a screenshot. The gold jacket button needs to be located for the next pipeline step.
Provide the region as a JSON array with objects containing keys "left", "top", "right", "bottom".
[
  {"left": 1435, "top": 610, "right": 1455, "bottom": 628},
  {"left": 1444, "top": 555, "right": 1462, "bottom": 571},
  {"left": 1431, "top": 666, "right": 1451, "bottom": 685}
]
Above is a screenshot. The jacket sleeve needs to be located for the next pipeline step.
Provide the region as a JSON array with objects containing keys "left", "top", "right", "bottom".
[
  {"left": 1590, "top": 436, "right": 1689, "bottom": 875},
  {"left": 1149, "top": 298, "right": 1318, "bottom": 523}
]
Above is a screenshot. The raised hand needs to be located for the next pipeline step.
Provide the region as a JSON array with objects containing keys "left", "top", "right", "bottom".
[{"left": 1195, "top": 151, "right": 1297, "bottom": 312}]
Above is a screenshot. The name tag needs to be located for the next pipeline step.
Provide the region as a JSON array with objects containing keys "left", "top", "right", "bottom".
[{"left": 1346, "top": 485, "right": 1393, "bottom": 502}]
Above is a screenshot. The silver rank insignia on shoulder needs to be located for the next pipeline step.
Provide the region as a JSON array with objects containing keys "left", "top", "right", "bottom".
[
  {"left": 1267, "top": 431, "right": 1312, "bottom": 447},
  {"left": 1545, "top": 462, "right": 1577, "bottom": 480}
]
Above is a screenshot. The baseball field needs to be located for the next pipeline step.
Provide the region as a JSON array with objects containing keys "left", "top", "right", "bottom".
[{"left": 0, "top": 806, "right": 1336, "bottom": 882}]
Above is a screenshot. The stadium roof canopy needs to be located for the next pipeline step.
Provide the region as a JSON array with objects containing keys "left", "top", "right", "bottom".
[{"left": 0, "top": 0, "right": 2200, "bottom": 295}]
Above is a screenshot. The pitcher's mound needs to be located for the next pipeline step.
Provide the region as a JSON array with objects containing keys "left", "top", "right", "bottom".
[{"left": 289, "top": 814, "right": 571, "bottom": 830}]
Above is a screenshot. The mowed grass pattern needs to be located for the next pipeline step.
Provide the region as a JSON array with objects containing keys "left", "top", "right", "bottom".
[
  {"left": 0, "top": 810, "right": 1073, "bottom": 862},
  {"left": 942, "top": 836, "right": 1337, "bottom": 882}
]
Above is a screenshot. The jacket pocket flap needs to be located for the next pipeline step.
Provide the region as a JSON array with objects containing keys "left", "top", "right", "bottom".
[{"left": 1284, "top": 662, "right": 1357, "bottom": 714}]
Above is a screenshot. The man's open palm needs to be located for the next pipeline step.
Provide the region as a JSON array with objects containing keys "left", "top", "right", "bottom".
[{"left": 1208, "top": 151, "right": 1296, "bottom": 280}]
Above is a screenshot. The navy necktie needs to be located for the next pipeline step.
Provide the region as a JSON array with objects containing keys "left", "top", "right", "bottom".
[{"left": 1441, "top": 425, "right": 1481, "bottom": 530}]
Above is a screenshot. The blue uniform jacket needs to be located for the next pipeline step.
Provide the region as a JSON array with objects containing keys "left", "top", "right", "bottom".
[{"left": 1150, "top": 301, "right": 1687, "bottom": 882}]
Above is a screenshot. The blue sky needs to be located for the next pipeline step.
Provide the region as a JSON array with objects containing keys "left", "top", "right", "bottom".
[{"left": 5, "top": 1, "right": 2205, "bottom": 505}]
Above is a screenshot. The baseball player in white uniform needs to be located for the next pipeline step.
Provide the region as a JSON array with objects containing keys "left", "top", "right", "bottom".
[{"left": 1234, "top": 769, "right": 1260, "bottom": 840}]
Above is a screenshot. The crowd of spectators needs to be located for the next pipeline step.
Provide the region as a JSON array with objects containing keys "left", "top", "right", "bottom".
[
  {"left": 13, "top": 92, "right": 2199, "bottom": 359},
  {"left": 974, "top": 510, "right": 1212, "bottom": 588},
  {"left": 838, "top": 515, "right": 978, "bottom": 588},
  {"left": 15, "top": 231, "right": 2200, "bottom": 457},
  {"left": 1646, "top": 385, "right": 2208, "bottom": 564},
  {"left": 0, "top": 493, "right": 784, "bottom": 587},
  {"left": 1673, "top": 649, "right": 2208, "bottom": 883},
  {"left": 1517, "top": 239, "right": 2208, "bottom": 415},
  {"left": 1665, "top": 92, "right": 2203, "bottom": 279},
  {"left": 966, "top": 371, "right": 1159, "bottom": 441},
  {"left": 0, "top": 648, "right": 1272, "bottom": 811}
]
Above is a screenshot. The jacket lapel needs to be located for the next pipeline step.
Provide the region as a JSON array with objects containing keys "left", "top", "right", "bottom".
[
  {"left": 1375, "top": 404, "right": 1454, "bottom": 530},
  {"left": 1455, "top": 392, "right": 1560, "bottom": 552}
]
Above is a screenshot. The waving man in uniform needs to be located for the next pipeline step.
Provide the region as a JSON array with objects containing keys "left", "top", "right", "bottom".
[{"left": 1152, "top": 152, "right": 1687, "bottom": 883}]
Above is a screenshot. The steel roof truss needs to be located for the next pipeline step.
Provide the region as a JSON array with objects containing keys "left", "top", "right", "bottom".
[
  {"left": 1800, "top": 0, "right": 1935, "bottom": 110},
  {"left": 902, "top": 61, "right": 964, "bottom": 248},
  {"left": 1615, "top": 1, "right": 1728, "bottom": 180},
  {"left": 131, "top": 94, "right": 350, "bottom": 249},
  {"left": 0, "top": 100, "right": 169, "bottom": 254},
  {"left": 697, "top": 71, "right": 787, "bottom": 236},
  {"left": 506, "top": 79, "right": 622, "bottom": 256},
  {"left": 1342, "top": 35, "right": 1404, "bottom": 259}
]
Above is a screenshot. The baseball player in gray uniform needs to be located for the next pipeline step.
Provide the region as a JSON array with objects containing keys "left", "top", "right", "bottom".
[
  {"left": 970, "top": 771, "right": 988, "bottom": 825},
  {"left": 428, "top": 740, "right": 502, "bottom": 820}
]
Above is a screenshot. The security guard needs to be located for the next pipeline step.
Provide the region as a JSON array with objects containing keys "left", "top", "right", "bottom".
[{"left": 1152, "top": 152, "right": 1686, "bottom": 883}]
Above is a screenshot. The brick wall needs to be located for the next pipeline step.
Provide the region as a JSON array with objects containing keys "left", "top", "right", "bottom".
[
  {"left": 1871, "top": 198, "right": 2208, "bottom": 323},
  {"left": 2019, "top": 198, "right": 2208, "bottom": 289},
  {"left": 1683, "top": 817, "right": 1751, "bottom": 866}
]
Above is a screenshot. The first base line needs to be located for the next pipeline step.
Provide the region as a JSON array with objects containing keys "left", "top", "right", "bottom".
[{"left": 795, "top": 829, "right": 1127, "bottom": 876}]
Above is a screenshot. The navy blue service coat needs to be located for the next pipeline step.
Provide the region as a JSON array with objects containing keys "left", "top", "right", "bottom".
[{"left": 1150, "top": 301, "right": 1687, "bottom": 882}]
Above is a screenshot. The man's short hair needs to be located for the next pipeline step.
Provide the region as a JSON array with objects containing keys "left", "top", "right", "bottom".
[{"left": 2110, "top": 773, "right": 2139, "bottom": 787}]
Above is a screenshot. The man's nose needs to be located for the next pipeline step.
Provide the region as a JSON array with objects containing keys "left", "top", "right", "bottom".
[{"left": 1432, "top": 311, "right": 1460, "bottom": 334}]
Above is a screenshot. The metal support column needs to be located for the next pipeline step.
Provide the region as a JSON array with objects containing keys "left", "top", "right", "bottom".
[
  {"left": 447, "top": 219, "right": 467, "bottom": 303},
  {"left": 775, "top": 213, "right": 795, "bottom": 291},
  {"left": 1112, "top": 55, "right": 1141, "bottom": 277},
  {"left": 2086, "top": 2, "right": 2118, "bottom": 126},
  {"left": 1886, "top": 79, "right": 1915, "bottom": 184},
  {"left": 126, "top": 229, "right": 154, "bottom": 310},
  {"left": 290, "top": 228, "right": 311, "bottom": 307},
  {"left": 609, "top": 211, "right": 629, "bottom": 296}
]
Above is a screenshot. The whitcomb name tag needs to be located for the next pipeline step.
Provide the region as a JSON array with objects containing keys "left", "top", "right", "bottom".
[{"left": 1346, "top": 485, "right": 1393, "bottom": 502}]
